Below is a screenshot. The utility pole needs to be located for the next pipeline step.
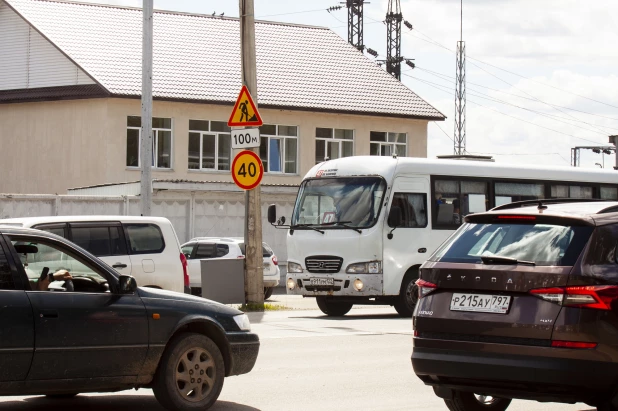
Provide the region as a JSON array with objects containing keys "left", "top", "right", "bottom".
[
  {"left": 454, "top": 0, "right": 466, "bottom": 155},
  {"left": 385, "top": 0, "right": 403, "bottom": 80},
  {"left": 610, "top": 135, "right": 618, "bottom": 170},
  {"left": 140, "top": 0, "right": 153, "bottom": 216},
  {"left": 239, "top": 0, "right": 264, "bottom": 305}
]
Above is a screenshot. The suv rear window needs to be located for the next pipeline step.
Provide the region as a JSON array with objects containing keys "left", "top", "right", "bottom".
[
  {"left": 238, "top": 243, "right": 272, "bottom": 257},
  {"left": 430, "top": 222, "right": 593, "bottom": 266},
  {"left": 123, "top": 224, "right": 165, "bottom": 254}
]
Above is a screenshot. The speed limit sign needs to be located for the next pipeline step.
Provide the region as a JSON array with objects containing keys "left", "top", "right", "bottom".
[{"left": 231, "top": 150, "right": 264, "bottom": 190}]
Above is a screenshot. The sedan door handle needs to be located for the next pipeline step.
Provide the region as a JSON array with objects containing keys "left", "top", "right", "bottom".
[
  {"left": 39, "top": 310, "right": 59, "bottom": 319},
  {"left": 112, "top": 263, "right": 128, "bottom": 269}
]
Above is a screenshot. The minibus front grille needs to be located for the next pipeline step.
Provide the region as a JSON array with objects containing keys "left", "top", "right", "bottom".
[{"left": 305, "top": 256, "right": 343, "bottom": 273}]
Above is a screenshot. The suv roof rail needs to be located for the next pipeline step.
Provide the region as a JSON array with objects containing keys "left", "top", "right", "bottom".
[{"left": 491, "top": 198, "right": 613, "bottom": 211}]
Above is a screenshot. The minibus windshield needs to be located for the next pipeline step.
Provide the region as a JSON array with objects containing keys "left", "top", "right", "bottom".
[{"left": 292, "top": 177, "right": 386, "bottom": 229}]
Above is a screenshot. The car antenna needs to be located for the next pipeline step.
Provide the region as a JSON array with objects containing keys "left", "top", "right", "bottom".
[{"left": 537, "top": 201, "right": 547, "bottom": 212}]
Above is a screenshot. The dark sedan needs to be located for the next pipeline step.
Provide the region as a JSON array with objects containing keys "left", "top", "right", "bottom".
[{"left": 0, "top": 226, "right": 259, "bottom": 411}]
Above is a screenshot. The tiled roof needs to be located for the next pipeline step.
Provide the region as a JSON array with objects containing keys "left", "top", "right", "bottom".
[{"left": 4, "top": 0, "right": 445, "bottom": 120}]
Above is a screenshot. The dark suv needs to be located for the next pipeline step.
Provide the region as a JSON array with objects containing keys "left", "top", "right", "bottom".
[{"left": 412, "top": 200, "right": 618, "bottom": 411}]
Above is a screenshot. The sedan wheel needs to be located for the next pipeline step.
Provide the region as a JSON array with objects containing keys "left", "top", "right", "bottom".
[
  {"left": 153, "top": 333, "right": 224, "bottom": 411},
  {"left": 174, "top": 347, "right": 216, "bottom": 402}
]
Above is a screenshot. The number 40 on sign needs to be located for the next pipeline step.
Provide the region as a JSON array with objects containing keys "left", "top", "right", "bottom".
[{"left": 232, "top": 150, "right": 264, "bottom": 190}]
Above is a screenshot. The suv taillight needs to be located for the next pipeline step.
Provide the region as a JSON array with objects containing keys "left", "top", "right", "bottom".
[
  {"left": 416, "top": 279, "right": 437, "bottom": 299},
  {"left": 272, "top": 255, "right": 278, "bottom": 266},
  {"left": 180, "top": 253, "right": 189, "bottom": 287},
  {"left": 530, "top": 285, "right": 618, "bottom": 310}
]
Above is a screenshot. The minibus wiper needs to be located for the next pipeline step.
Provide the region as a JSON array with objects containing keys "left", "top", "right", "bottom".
[
  {"left": 480, "top": 256, "right": 536, "bottom": 266},
  {"left": 319, "top": 221, "right": 362, "bottom": 234},
  {"left": 290, "top": 224, "right": 325, "bottom": 234}
]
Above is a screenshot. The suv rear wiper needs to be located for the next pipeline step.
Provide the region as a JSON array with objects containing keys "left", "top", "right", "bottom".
[
  {"left": 290, "top": 224, "right": 325, "bottom": 234},
  {"left": 319, "top": 221, "right": 362, "bottom": 234},
  {"left": 480, "top": 256, "right": 536, "bottom": 266}
]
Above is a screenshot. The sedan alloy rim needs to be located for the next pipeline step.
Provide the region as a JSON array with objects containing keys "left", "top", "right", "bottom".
[{"left": 175, "top": 347, "right": 215, "bottom": 402}]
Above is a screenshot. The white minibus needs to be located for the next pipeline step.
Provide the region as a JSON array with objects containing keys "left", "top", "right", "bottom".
[{"left": 268, "top": 156, "right": 618, "bottom": 317}]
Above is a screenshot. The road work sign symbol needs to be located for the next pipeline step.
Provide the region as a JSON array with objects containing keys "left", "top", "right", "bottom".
[
  {"left": 228, "top": 85, "right": 263, "bottom": 127},
  {"left": 232, "top": 150, "right": 264, "bottom": 190}
]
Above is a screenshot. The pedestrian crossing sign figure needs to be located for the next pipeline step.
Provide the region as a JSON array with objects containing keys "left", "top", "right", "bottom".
[{"left": 228, "top": 85, "right": 263, "bottom": 127}]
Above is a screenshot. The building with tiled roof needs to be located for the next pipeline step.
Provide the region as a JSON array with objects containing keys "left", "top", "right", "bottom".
[{"left": 0, "top": 0, "right": 445, "bottom": 194}]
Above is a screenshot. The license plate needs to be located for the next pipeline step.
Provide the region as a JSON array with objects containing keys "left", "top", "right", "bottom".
[
  {"left": 309, "top": 278, "right": 334, "bottom": 286},
  {"left": 450, "top": 293, "right": 511, "bottom": 314}
]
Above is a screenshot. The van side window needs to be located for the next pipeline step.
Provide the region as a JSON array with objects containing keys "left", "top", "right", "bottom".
[
  {"left": 433, "top": 179, "right": 488, "bottom": 228},
  {"left": 0, "top": 244, "right": 14, "bottom": 290},
  {"left": 123, "top": 224, "right": 165, "bottom": 254},
  {"left": 33, "top": 224, "right": 67, "bottom": 238},
  {"left": 390, "top": 193, "right": 427, "bottom": 228},
  {"left": 70, "top": 226, "right": 128, "bottom": 257}
]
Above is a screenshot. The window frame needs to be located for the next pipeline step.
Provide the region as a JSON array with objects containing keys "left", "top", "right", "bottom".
[
  {"left": 370, "top": 131, "right": 407, "bottom": 157},
  {"left": 126, "top": 116, "right": 174, "bottom": 170},
  {"left": 188, "top": 120, "right": 232, "bottom": 172},
  {"left": 122, "top": 223, "right": 166, "bottom": 255},
  {"left": 7, "top": 234, "right": 118, "bottom": 293},
  {"left": 67, "top": 222, "right": 128, "bottom": 258},
  {"left": 315, "top": 127, "right": 355, "bottom": 164},
  {"left": 259, "top": 124, "right": 299, "bottom": 174},
  {"left": 388, "top": 192, "right": 428, "bottom": 229},
  {"left": 430, "top": 174, "right": 618, "bottom": 230}
]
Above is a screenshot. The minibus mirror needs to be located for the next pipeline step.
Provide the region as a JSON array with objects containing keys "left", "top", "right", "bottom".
[
  {"left": 388, "top": 206, "right": 403, "bottom": 228},
  {"left": 268, "top": 204, "right": 277, "bottom": 224}
]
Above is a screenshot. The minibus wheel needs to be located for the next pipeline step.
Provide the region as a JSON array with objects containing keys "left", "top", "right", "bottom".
[
  {"left": 316, "top": 297, "right": 353, "bottom": 316},
  {"left": 394, "top": 271, "right": 418, "bottom": 317}
]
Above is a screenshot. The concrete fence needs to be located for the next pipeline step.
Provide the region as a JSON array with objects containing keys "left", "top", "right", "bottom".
[{"left": 0, "top": 190, "right": 296, "bottom": 264}]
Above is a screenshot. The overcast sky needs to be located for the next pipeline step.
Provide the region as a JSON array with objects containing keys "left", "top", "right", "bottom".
[{"left": 82, "top": 0, "right": 618, "bottom": 169}]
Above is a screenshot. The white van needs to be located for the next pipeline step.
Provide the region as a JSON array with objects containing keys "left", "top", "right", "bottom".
[{"left": 0, "top": 216, "right": 189, "bottom": 294}]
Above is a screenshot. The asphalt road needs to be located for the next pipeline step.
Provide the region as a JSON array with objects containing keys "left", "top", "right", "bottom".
[{"left": 0, "top": 305, "right": 594, "bottom": 411}]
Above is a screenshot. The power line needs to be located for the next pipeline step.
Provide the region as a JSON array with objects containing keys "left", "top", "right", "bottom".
[
  {"left": 466, "top": 59, "right": 613, "bottom": 136},
  {"left": 407, "top": 73, "right": 614, "bottom": 138},
  {"left": 408, "top": 27, "right": 618, "bottom": 111},
  {"left": 415, "top": 66, "right": 618, "bottom": 124},
  {"left": 405, "top": 72, "right": 607, "bottom": 146}
]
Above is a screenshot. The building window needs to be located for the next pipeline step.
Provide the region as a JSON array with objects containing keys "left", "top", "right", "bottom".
[
  {"left": 315, "top": 128, "right": 354, "bottom": 164},
  {"left": 126, "top": 116, "right": 173, "bottom": 169},
  {"left": 370, "top": 131, "right": 407, "bottom": 157},
  {"left": 188, "top": 120, "right": 231, "bottom": 171},
  {"left": 259, "top": 124, "right": 298, "bottom": 174}
]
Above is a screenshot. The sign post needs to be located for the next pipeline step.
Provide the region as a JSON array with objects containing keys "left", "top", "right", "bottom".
[{"left": 234, "top": 0, "right": 264, "bottom": 306}]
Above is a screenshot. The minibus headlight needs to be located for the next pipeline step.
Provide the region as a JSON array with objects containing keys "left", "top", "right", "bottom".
[
  {"left": 353, "top": 279, "right": 364, "bottom": 291},
  {"left": 346, "top": 261, "right": 382, "bottom": 274},
  {"left": 288, "top": 262, "right": 303, "bottom": 273},
  {"left": 287, "top": 278, "right": 296, "bottom": 290}
]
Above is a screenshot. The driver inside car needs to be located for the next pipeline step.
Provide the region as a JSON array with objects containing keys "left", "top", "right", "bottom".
[{"left": 29, "top": 269, "right": 73, "bottom": 291}]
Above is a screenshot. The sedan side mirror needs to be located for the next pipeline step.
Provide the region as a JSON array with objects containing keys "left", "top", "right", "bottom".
[
  {"left": 119, "top": 275, "right": 138, "bottom": 294},
  {"left": 268, "top": 204, "right": 277, "bottom": 224}
]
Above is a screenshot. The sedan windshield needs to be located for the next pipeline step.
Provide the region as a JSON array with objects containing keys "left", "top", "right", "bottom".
[
  {"left": 292, "top": 177, "right": 386, "bottom": 229},
  {"left": 429, "top": 222, "right": 593, "bottom": 266}
]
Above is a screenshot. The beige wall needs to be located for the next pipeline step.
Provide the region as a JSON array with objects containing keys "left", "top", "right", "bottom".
[{"left": 0, "top": 98, "right": 429, "bottom": 194}]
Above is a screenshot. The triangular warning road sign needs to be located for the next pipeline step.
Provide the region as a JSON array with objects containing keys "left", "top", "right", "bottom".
[{"left": 228, "top": 85, "right": 263, "bottom": 127}]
